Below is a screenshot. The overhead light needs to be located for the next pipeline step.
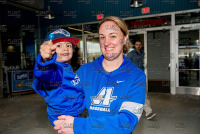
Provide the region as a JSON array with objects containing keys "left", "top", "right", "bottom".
[
  {"left": 44, "top": 5, "right": 55, "bottom": 19},
  {"left": 130, "top": 0, "right": 143, "bottom": 8}
]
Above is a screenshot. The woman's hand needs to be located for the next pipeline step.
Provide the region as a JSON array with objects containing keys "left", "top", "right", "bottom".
[
  {"left": 40, "top": 41, "right": 56, "bottom": 62},
  {"left": 54, "top": 115, "right": 75, "bottom": 134}
]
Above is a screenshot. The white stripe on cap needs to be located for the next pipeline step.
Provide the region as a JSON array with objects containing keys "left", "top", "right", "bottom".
[{"left": 119, "top": 101, "right": 143, "bottom": 121}]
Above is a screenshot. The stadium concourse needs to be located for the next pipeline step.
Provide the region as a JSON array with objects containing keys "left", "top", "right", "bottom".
[{"left": 0, "top": 93, "right": 199, "bottom": 134}]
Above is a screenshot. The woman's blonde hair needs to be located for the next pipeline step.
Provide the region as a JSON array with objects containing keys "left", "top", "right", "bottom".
[{"left": 98, "top": 16, "right": 130, "bottom": 45}]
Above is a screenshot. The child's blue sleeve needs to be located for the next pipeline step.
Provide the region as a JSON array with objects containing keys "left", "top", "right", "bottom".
[
  {"left": 34, "top": 53, "right": 57, "bottom": 83},
  {"left": 32, "top": 78, "right": 47, "bottom": 98},
  {"left": 75, "top": 65, "right": 84, "bottom": 92}
]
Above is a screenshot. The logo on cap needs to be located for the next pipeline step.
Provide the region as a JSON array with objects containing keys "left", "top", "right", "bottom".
[{"left": 51, "top": 29, "right": 70, "bottom": 37}]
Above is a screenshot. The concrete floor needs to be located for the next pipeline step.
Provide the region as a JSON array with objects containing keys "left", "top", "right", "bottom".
[
  {"left": 0, "top": 93, "right": 199, "bottom": 134},
  {"left": 133, "top": 93, "right": 200, "bottom": 134}
]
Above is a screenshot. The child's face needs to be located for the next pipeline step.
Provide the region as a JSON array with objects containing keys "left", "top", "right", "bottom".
[{"left": 55, "top": 42, "right": 73, "bottom": 63}]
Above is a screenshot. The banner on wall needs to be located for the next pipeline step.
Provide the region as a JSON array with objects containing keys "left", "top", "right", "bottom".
[
  {"left": 125, "top": 15, "right": 171, "bottom": 29},
  {"left": 11, "top": 71, "right": 34, "bottom": 92}
]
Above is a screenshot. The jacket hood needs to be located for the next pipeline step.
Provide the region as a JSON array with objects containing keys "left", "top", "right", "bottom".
[{"left": 92, "top": 54, "right": 134, "bottom": 77}]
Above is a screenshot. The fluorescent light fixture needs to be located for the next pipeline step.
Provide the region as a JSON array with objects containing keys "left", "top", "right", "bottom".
[
  {"left": 44, "top": 6, "right": 55, "bottom": 19},
  {"left": 130, "top": 0, "right": 143, "bottom": 8}
]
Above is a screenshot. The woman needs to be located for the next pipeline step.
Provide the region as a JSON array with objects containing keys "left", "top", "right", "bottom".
[{"left": 40, "top": 16, "right": 146, "bottom": 134}]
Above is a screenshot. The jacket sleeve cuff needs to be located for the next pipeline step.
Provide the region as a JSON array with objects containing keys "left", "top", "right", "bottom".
[
  {"left": 36, "top": 53, "right": 57, "bottom": 67},
  {"left": 73, "top": 117, "right": 86, "bottom": 134}
]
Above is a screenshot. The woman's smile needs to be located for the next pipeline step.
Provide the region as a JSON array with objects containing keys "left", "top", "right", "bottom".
[{"left": 105, "top": 47, "right": 115, "bottom": 51}]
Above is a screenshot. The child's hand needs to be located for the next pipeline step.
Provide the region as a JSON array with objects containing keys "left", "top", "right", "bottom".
[{"left": 40, "top": 41, "right": 56, "bottom": 62}]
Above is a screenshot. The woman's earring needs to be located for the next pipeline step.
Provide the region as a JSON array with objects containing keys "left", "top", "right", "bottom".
[{"left": 124, "top": 39, "right": 127, "bottom": 45}]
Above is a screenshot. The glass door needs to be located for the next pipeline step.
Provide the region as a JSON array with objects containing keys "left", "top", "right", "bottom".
[
  {"left": 128, "top": 30, "right": 150, "bottom": 93},
  {"left": 177, "top": 28, "right": 200, "bottom": 93},
  {"left": 84, "top": 34, "right": 102, "bottom": 63},
  {"left": 147, "top": 30, "right": 171, "bottom": 93},
  {"left": 128, "top": 30, "right": 147, "bottom": 74}
]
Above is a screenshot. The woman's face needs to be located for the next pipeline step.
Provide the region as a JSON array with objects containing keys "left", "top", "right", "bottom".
[
  {"left": 55, "top": 42, "right": 73, "bottom": 63},
  {"left": 99, "top": 21, "right": 128, "bottom": 61}
]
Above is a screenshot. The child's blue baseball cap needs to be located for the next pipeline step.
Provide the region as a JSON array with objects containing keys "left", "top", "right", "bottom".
[{"left": 44, "top": 28, "right": 79, "bottom": 46}]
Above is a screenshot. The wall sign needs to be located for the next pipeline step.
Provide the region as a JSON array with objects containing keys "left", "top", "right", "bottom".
[
  {"left": 12, "top": 71, "right": 34, "bottom": 92},
  {"left": 125, "top": 16, "right": 171, "bottom": 29},
  {"left": 142, "top": 7, "right": 150, "bottom": 14}
]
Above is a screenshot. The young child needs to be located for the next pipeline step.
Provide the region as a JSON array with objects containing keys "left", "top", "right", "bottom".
[{"left": 32, "top": 28, "right": 85, "bottom": 126}]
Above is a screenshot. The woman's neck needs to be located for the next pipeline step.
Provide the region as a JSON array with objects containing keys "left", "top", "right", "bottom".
[{"left": 102, "top": 54, "right": 124, "bottom": 72}]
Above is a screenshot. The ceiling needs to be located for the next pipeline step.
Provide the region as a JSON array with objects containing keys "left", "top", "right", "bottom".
[{"left": 7, "top": 0, "right": 44, "bottom": 12}]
